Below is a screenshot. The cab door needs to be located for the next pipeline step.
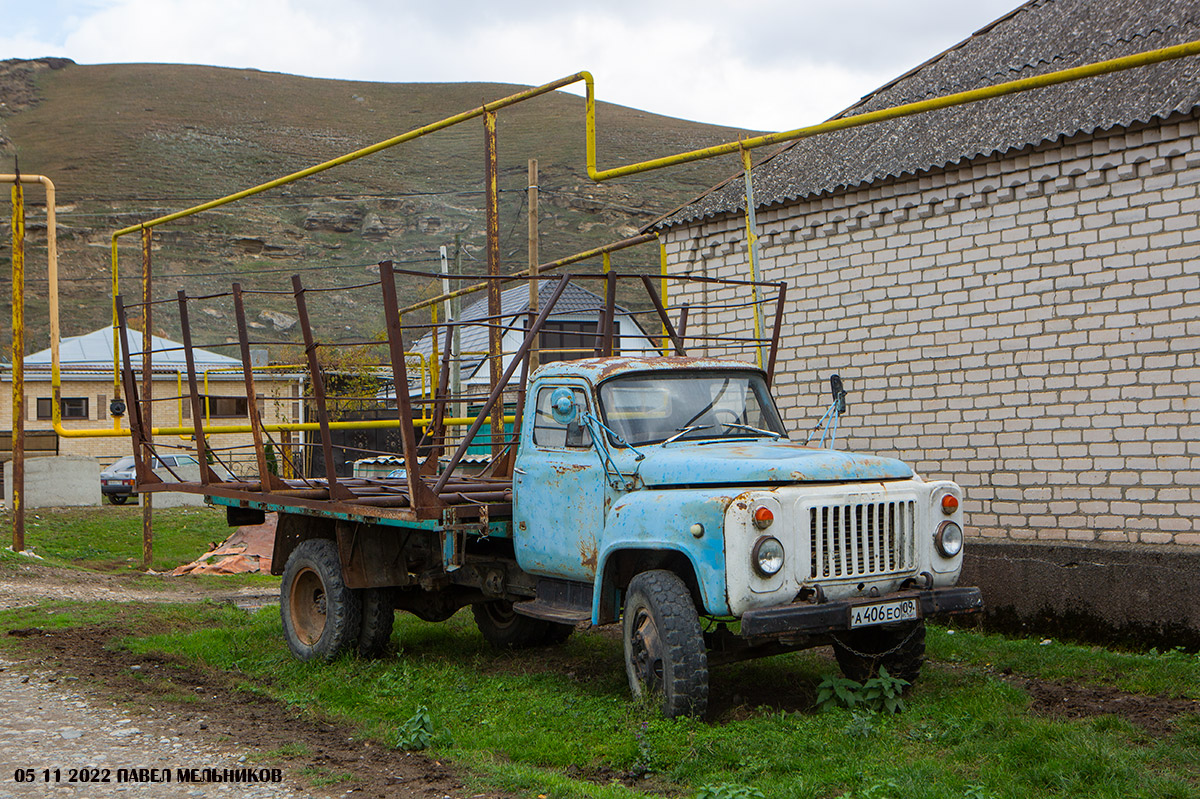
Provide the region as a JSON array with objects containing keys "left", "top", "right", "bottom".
[{"left": 513, "top": 382, "right": 607, "bottom": 582}]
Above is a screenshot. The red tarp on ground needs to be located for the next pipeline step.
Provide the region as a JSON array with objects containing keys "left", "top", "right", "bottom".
[{"left": 171, "top": 513, "right": 277, "bottom": 576}]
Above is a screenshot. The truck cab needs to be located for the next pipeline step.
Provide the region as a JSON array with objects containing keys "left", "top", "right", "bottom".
[{"left": 513, "top": 356, "right": 980, "bottom": 716}]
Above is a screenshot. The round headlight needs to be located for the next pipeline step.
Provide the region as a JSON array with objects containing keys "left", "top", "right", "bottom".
[
  {"left": 935, "top": 520, "right": 964, "bottom": 558},
  {"left": 752, "top": 536, "right": 785, "bottom": 576}
]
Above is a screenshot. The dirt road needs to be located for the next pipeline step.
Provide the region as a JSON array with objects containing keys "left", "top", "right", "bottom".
[{"left": 0, "top": 565, "right": 504, "bottom": 799}]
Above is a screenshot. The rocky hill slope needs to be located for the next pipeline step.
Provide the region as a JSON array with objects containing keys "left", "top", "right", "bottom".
[{"left": 0, "top": 58, "right": 756, "bottom": 355}]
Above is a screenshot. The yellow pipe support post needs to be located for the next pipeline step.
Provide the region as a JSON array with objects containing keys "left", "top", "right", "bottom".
[
  {"left": 110, "top": 235, "right": 120, "bottom": 422},
  {"left": 485, "top": 110, "right": 503, "bottom": 462},
  {"left": 140, "top": 227, "right": 154, "bottom": 568},
  {"left": 10, "top": 177, "right": 25, "bottom": 552},
  {"left": 740, "top": 146, "right": 764, "bottom": 368},
  {"left": 528, "top": 159, "right": 540, "bottom": 374}
]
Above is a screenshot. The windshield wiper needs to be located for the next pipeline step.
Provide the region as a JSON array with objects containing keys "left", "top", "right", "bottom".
[
  {"left": 720, "top": 422, "right": 784, "bottom": 440},
  {"left": 662, "top": 424, "right": 713, "bottom": 445}
]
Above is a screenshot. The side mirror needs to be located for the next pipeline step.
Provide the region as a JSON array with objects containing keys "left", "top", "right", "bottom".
[
  {"left": 830, "top": 374, "right": 847, "bottom": 414},
  {"left": 549, "top": 387, "right": 578, "bottom": 424}
]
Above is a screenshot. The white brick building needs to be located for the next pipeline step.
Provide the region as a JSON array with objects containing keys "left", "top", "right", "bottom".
[{"left": 653, "top": 0, "right": 1200, "bottom": 640}]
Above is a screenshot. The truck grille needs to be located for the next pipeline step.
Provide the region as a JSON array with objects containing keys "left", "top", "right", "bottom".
[{"left": 809, "top": 500, "right": 915, "bottom": 579}]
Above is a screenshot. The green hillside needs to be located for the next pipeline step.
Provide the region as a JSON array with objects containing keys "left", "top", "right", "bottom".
[{"left": 0, "top": 58, "right": 757, "bottom": 356}]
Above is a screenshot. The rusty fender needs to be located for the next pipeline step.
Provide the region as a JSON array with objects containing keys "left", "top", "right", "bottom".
[{"left": 594, "top": 488, "right": 734, "bottom": 620}]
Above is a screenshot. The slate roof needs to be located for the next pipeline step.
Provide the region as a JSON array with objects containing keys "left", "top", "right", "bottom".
[
  {"left": 409, "top": 279, "right": 631, "bottom": 382},
  {"left": 658, "top": 0, "right": 1200, "bottom": 228}
]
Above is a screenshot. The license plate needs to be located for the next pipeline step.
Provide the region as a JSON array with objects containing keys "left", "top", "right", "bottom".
[{"left": 848, "top": 598, "right": 919, "bottom": 629}]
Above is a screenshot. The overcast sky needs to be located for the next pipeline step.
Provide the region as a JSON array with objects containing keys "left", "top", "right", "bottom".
[{"left": 5, "top": 0, "right": 1020, "bottom": 131}]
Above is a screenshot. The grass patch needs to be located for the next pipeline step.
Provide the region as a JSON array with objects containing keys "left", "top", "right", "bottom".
[
  {"left": 74, "top": 604, "right": 1196, "bottom": 799},
  {"left": 930, "top": 625, "right": 1200, "bottom": 699},
  {"left": 0, "top": 505, "right": 239, "bottom": 572}
]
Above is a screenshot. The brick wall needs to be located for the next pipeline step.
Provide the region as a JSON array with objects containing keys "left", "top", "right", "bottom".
[{"left": 664, "top": 110, "right": 1200, "bottom": 547}]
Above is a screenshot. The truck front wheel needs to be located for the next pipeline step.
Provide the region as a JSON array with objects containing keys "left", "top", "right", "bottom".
[
  {"left": 832, "top": 619, "right": 926, "bottom": 685},
  {"left": 280, "top": 539, "right": 361, "bottom": 662},
  {"left": 622, "top": 570, "right": 708, "bottom": 718}
]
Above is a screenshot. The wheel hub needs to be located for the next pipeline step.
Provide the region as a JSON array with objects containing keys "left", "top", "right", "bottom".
[
  {"left": 289, "top": 567, "right": 328, "bottom": 646},
  {"left": 630, "top": 610, "right": 664, "bottom": 691}
]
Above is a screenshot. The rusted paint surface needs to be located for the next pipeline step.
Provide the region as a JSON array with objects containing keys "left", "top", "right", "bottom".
[
  {"left": 579, "top": 539, "right": 599, "bottom": 573},
  {"left": 512, "top": 378, "right": 608, "bottom": 583},
  {"left": 596, "top": 487, "right": 734, "bottom": 618},
  {"left": 637, "top": 441, "right": 912, "bottom": 487}
]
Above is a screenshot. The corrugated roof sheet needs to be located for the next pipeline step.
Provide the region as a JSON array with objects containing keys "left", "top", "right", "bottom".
[
  {"left": 409, "top": 279, "right": 627, "bottom": 380},
  {"left": 19, "top": 327, "right": 241, "bottom": 371},
  {"left": 658, "top": 0, "right": 1200, "bottom": 228}
]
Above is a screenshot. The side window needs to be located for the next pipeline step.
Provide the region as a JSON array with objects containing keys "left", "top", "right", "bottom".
[{"left": 532, "top": 386, "right": 593, "bottom": 449}]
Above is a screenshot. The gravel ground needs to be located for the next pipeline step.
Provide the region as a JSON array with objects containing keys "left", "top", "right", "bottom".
[{"left": 0, "top": 658, "right": 303, "bottom": 798}]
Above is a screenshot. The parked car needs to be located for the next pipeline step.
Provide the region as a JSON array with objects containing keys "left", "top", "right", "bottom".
[{"left": 100, "top": 454, "right": 233, "bottom": 504}]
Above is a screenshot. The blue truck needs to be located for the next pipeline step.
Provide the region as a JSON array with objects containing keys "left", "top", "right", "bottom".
[{"left": 118, "top": 268, "right": 982, "bottom": 718}]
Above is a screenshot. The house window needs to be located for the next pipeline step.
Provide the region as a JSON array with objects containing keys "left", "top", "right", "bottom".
[
  {"left": 36, "top": 397, "right": 89, "bottom": 420},
  {"left": 535, "top": 321, "right": 621, "bottom": 364},
  {"left": 196, "top": 395, "right": 249, "bottom": 418}
]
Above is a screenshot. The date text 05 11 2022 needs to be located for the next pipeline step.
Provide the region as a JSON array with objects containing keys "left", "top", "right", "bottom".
[{"left": 13, "top": 767, "right": 284, "bottom": 784}]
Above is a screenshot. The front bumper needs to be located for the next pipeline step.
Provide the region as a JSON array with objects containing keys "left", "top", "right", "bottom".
[{"left": 739, "top": 586, "right": 983, "bottom": 638}]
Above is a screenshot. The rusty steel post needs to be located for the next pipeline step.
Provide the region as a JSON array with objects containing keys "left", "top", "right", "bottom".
[
  {"left": 640, "top": 275, "right": 686, "bottom": 356},
  {"left": 602, "top": 269, "right": 617, "bottom": 356},
  {"left": 115, "top": 297, "right": 157, "bottom": 489},
  {"left": 766, "top": 283, "right": 787, "bottom": 387},
  {"left": 419, "top": 321, "right": 456, "bottom": 477},
  {"left": 292, "top": 275, "right": 352, "bottom": 500},
  {"left": 141, "top": 228, "right": 153, "bottom": 568},
  {"left": 176, "top": 291, "right": 218, "bottom": 484},
  {"left": 232, "top": 283, "right": 283, "bottom": 492},
  {"left": 484, "top": 110, "right": 503, "bottom": 461},
  {"left": 10, "top": 177, "right": 24, "bottom": 552},
  {"left": 379, "top": 262, "right": 443, "bottom": 515},
  {"left": 434, "top": 274, "right": 571, "bottom": 496}
]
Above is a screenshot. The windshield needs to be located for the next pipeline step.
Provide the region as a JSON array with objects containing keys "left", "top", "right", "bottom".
[{"left": 597, "top": 370, "right": 787, "bottom": 446}]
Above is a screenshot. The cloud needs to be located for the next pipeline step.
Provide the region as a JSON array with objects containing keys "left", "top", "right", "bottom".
[{"left": 4, "top": 0, "right": 1020, "bottom": 129}]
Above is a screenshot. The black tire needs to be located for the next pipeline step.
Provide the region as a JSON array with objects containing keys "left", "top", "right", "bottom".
[
  {"left": 108, "top": 494, "right": 128, "bottom": 505},
  {"left": 473, "top": 600, "right": 552, "bottom": 649},
  {"left": 622, "top": 570, "right": 708, "bottom": 718},
  {"left": 832, "top": 620, "right": 926, "bottom": 685},
  {"left": 357, "top": 587, "right": 395, "bottom": 658},
  {"left": 280, "top": 539, "right": 361, "bottom": 662}
]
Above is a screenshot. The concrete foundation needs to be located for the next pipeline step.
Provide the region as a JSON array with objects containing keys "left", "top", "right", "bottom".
[
  {"left": 960, "top": 539, "right": 1200, "bottom": 650},
  {"left": 4, "top": 456, "right": 101, "bottom": 508}
]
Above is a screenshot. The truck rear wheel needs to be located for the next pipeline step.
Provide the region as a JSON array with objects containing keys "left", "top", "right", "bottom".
[
  {"left": 357, "top": 588, "right": 395, "bottom": 658},
  {"left": 832, "top": 619, "right": 926, "bottom": 685},
  {"left": 473, "top": 600, "right": 553, "bottom": 649},
  {"left": 281, "top": 539, "right": 361, "bottom": 662},
  {"left": 622, "top": 570, "right": 708, "bottom": 718}
]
